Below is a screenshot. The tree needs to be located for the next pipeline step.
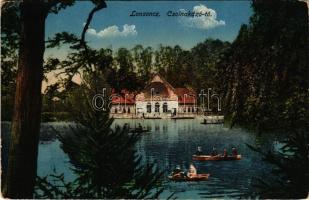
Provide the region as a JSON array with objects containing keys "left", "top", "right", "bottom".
[
  {"left": 43, "top": 83, "right": 60, "bottom": 111},
  {"left": 4, "top": 2, "right": 49, "bottom": 197},
  {"left": 217, "top": 0, "right": 308, "bottom": 131},
  {"left": 191, "top": 39, "right": 230, "bottom": 91},
  {"left": 2, "top": 0, "right": 107, "bottom": 197},
  {"left": 132, "top": 45, "right": 153, "bottom": 82},
  {"left": 107, "top": 47, "right": 144, "bottom": 93},
  {"left": 35, "top": 70, "right": 165, "bottom": 199}
]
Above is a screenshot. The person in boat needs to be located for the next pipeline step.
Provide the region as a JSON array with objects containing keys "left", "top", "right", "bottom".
[
  {"left": 171, "top": 166, "right": 185, "bottom": 177},
  {"left": 187, "top": 163, "right": 197, "bottom": 178},
  {"left": 123, "top": 123, "right": 129, "bottom": 130},
  {"left": 195, "top": 146, "right": 204, "bottom": 155},
  {"left": 223, "top": 148, "right": 228, "bottom": 157},
  {"left": 211, "top": 146, "right": 218, "bottom": 156},
  {"left": 172, "top": 166, "right": 182, "bottom": 175},
  {"left": 232, "top": 147, "right": 238, "bottom": 156}
]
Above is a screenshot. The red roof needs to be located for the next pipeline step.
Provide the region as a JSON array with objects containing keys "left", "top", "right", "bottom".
[
  {"left": 175, "top": 88, "right": 196, "bottom": 104},
  {"left": 111, "top": 87, "right": 197, "bottom": 105},
  {"left": 111, "top": 89, "right": 135, "bottom": 104}
]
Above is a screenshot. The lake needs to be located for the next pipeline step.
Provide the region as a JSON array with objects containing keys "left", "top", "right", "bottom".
[{"left": 2, "top": 119, "right": 279, "bottom": 198}]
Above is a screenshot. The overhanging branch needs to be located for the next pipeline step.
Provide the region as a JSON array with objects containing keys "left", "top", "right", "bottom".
[{"left": 80, "top": 1, "right": 107, "bottom": 70}]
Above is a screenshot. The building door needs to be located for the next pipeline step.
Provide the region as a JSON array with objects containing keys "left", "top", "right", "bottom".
[{"left": 163, "top": 102, "right": 168, "bottom": 112}]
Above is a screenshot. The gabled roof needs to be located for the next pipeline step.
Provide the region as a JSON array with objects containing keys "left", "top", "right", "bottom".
[
  {"left": 175, "top": 88, "right": 196, "bottom": 104},
  {"left": 145, "top": 73, "right": 176, "bottom": 93},
  {"left": 110, "top": 74, "right": 197, "bottom": 104}
]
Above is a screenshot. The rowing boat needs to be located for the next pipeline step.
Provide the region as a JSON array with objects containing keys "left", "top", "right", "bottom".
[
  {"left": 168, "top": 174, "right": 210, "bottom": 181},
  {"left": 192, "top": 154, "right": 242, "bottom": 161}
]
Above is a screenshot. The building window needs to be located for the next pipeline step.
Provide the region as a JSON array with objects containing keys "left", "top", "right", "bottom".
[
  {"left": 155, "top": 102, "right": 160, "bottom": 113},
  {"left": 188, "top": 107, "right": 191, "bottom": 112},
  {"left": 128, "top": 107, "right": 130, "bottom": 113},
  {"left": 147, "top": 103, "right": 151, "bottom": 113},
  {"left": 163, "top": 103, "right": 168, "bottom": 112},
  {"left": 123, "top": 107, "right": 126, "bottom": 113},
  {"left": 115, "top": 108, "right": 118, "bottom": 113}
]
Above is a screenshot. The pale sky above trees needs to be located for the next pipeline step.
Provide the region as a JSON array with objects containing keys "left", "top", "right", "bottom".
[
  {"left": 42, "top": 1, "right": 253, "bottom": 92},
  {"left": 45, "top": 1, "right": 252, "bottom": 57}
]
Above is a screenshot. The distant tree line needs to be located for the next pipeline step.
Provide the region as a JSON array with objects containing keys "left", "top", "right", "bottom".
[
  {"left": 46, "top": 39, "right": 230, "bottom": 93},
  {"left": 39, "top": 39, "right": 231, "bottom": 117}
]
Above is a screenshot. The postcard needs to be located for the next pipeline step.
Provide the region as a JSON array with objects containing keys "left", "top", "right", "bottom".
[{"left": 1, "top": 0, "right": 308, "bottom": 199}]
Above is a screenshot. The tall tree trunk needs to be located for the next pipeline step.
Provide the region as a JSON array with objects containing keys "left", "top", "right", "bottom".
[{"left": 4, "top": 1, "right": 47, "bottom": 198}]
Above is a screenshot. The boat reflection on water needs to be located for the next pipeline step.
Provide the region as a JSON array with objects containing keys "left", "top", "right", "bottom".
[
  {"left": 114, "top": 119, "right": 278, "bottom": 199},
  {"left": 2, "top": 120, "right": 279, "bottom": 199}
]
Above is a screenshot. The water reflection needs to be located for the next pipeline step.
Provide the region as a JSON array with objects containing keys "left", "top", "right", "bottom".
[
  {"left": 113, "top": 119, "right": 276, "bottom": 198},
  {"left": 1, "top": 120, "right": 281, "bottom": 199}
]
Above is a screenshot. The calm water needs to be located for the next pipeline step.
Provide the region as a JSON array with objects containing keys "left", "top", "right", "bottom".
[{"left": 2, "top": 120, "right": 279, "bottom": 198}]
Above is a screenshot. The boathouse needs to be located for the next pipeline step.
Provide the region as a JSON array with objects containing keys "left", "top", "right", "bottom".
[{"left": 110, "top": 74, "right": 197, "bottom": 118}]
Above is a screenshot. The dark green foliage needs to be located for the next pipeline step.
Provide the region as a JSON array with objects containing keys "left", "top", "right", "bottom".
[
  {"left": 107, "top": 47, "right": 144, "bottom": 93},
  {"left": 35, "top": 120, "right": 164, "bottom": 198},
  {"left": 35, "top": 173, "right": 77, "bottom": 198},
  {"left": 1, "top": 2, "right": 20, "bottom": 58},
  {"left": 1, "top": 57, "right": 16, "bottom": 121},
  {"left": 44, "top": 83, "right": 61, "bottom": 106},
  {"left": 132, "top": 45, "right": 153, "bottom": 82},
  {"left": 190, "top": 39, "right": 230, "bottom": 91},
  {"left": 35, "top": 72, "right": 165, "bottom": 199},
  {"left": 46, "top": 32, "right": 80, "bottom": 49},
  {"left": 217, "top": 0, "right": 309, "bottom": 132},
  {"left": 1, "top": 2, "right": 19, "bottom": 121},
  {"left": 48, "top": 0, "right": 75, "bottom": 14},
  {"left": 247, "top": 130, "right": 309, "bottom": 198},
  {"left": 1, "top": 0, "right": 110, "bottom": 197}
]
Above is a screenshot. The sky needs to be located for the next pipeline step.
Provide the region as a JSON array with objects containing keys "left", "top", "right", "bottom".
[
  {"left": 45, "top": 1, "right": 253, "bottom": 58},
  {"left": 42, "top": 1, "right": 253, "bottom": 91}
]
